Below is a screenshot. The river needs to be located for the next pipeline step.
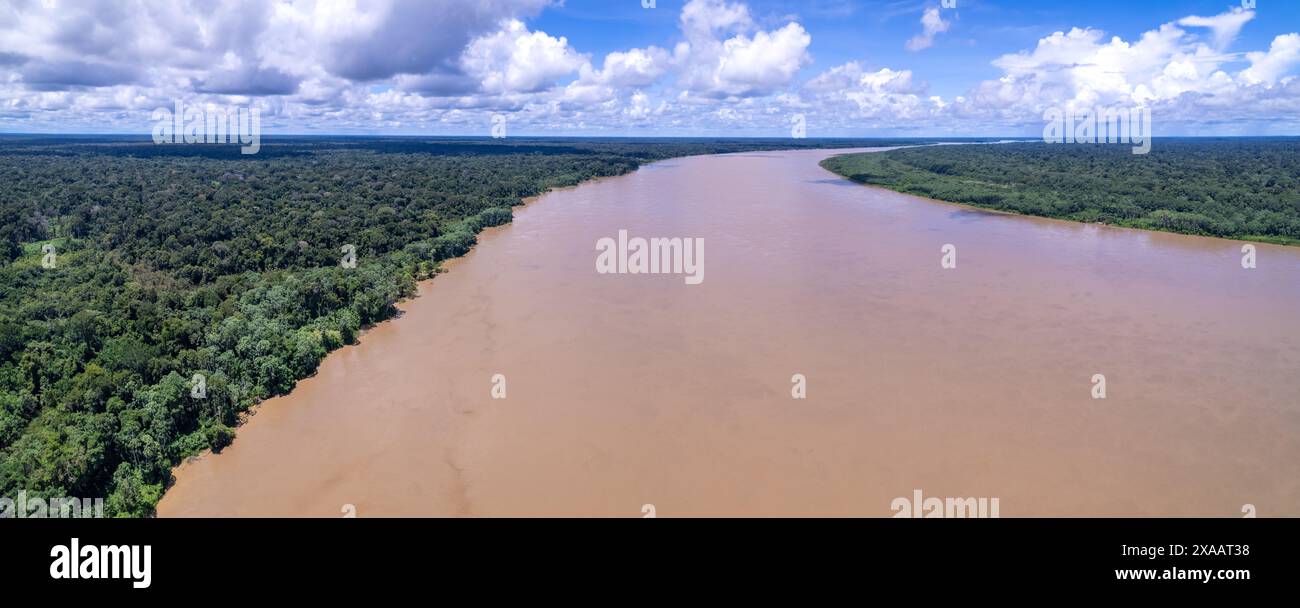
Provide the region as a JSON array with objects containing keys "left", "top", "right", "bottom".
[{"left": 158, "top": 148, "right": 1300, "bottom": 517}]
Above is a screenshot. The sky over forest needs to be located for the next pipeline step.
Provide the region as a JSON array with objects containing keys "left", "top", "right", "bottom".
[{"left": 1, "top": 0, "right": 1298, "bottom": 136}]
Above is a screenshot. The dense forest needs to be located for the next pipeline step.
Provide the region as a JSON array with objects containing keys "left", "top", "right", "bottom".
[
  {"left": 822, "top": 139, "right": 1300, "bottom": 245},
  {"left": 0, "top": 135, "right": 943, "bottom": 516}
]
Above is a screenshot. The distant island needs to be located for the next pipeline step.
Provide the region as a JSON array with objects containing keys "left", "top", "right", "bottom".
[{"left": 822, "top": 139, "right": 1300, "bottom": 246}]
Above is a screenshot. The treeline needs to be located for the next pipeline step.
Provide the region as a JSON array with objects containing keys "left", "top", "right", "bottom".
[
  {"left": 821, "top": 139, "right": 1300, "bottom": 245},
  {"left": 0, "top": 136, "right": 929, "bottom": 516}
]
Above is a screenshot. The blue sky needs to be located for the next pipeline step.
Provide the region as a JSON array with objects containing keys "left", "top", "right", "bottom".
[
  {"left": 1, "top": 0, "right": 1297, "bottom": 136},
  {"left": 532, "top": 0, "right": 1300, "bottom": 100}
]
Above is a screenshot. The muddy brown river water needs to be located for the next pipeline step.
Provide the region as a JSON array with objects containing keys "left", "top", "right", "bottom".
[{"left": 158, "top": 148, "right": 1300, "bottom": 517}]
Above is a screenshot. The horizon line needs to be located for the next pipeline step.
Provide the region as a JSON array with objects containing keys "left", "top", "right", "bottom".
[{"left": 2, "top": 132, "right": 1299, "bottom": 140}]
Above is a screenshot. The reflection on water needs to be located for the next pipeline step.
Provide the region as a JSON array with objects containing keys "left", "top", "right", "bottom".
[{"left": 159, "top": 148, "right": 1300, "bottom": 517}]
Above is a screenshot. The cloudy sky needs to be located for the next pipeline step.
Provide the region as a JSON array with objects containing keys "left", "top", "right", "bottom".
[{"left": 1, "top": 0, "right": 1298, "bottom": 136}]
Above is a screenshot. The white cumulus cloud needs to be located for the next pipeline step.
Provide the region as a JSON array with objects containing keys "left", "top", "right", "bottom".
[
  {"left": 673, "top": 0, "right": 811, "bottom": 98},
  {"left": 906, "top": 7, "right": 952, "bottom": 52},
  {"left": 461, "top": 19, "right": 587, "bottom": 95}
]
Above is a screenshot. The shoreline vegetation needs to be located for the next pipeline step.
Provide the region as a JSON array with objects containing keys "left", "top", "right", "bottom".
[
  {"left": 0, "top": 136, "right": 948, "bottom": 516},
  {"left": 821, "top": 140, "right": 1300, "bottom": 247}
]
